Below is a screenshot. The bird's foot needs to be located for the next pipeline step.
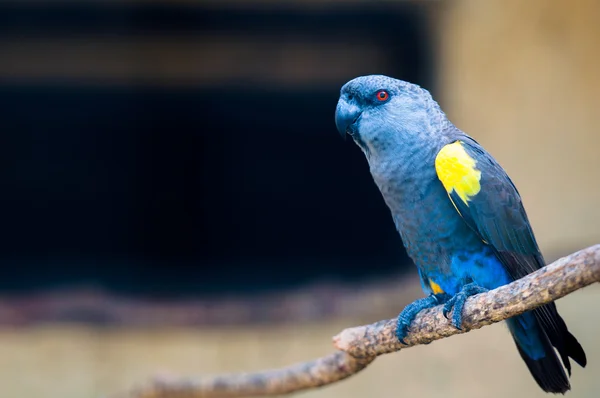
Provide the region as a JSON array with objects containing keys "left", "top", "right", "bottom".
[
  {"left": 396, "top": 293, "right": 449, "bottom": 344},
  {"left": 442, "top": 283, "right": 488, "bottom": 330}
]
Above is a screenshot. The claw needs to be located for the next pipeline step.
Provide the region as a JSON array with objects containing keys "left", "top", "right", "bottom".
[
  {"left": 442, "top": 306, "right": 451, "bottom": 320},
  {"left": 442, "top": 283, "right": 488, "bottom": 330},
  {"left": 442, "top": 297, "right": 458, "bottom": 321}
]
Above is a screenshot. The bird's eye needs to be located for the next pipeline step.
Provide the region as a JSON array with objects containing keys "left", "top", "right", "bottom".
[{"left": 375, "top": 90, "right": 389, "bottom": 102}]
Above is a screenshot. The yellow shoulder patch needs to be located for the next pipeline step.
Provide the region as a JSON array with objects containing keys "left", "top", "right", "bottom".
[{"left": 435, "top": 141, "right": 481, "bottom": 205}]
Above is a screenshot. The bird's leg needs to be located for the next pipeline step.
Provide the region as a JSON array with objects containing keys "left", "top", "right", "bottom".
[
  {"left": 442, "top": 282, "right": 488, "bottom": 330},
  {"left": 396, "top": 293, "right": 449, "bottom": 344}
]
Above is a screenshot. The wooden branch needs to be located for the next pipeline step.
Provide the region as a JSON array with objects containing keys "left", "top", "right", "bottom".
[{"left": 113, "top": 244, "right": 600, "bottom": 398}]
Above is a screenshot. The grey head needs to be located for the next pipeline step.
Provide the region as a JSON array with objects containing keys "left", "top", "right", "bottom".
[{"left": 335, "top": 75, "right": 450, "bottom": 157}]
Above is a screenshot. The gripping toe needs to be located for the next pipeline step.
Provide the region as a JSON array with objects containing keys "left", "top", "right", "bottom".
[{"left": 396, "top": 294, "right": 445, "bottom": 342}]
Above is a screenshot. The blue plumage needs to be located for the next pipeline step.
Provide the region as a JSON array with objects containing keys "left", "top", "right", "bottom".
[
  {"left": 509, "top": 315, "right": 546, "bottom": 361},
  {"left": 444, "top": 246, "right": 546, "bottom": 360}
]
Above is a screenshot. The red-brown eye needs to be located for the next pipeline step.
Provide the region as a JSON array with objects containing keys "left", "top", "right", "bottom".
[{"left": 376, "top": 90, "right": 389, "bottom": 101}]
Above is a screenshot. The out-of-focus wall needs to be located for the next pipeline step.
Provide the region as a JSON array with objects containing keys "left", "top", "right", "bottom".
[
  {"left": 436, "top": 0, "right": 600, "bottom": 258},
  {"left": 3, "top": 286, "right": 598, "bottom": 398}
]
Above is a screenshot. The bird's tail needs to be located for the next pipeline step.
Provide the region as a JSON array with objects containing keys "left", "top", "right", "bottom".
[{"left": 508, "top": 304, "right": 586, "bottom": 394}]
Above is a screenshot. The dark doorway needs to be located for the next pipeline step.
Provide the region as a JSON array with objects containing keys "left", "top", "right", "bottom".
[{"left": 0, "top": 2, "right": 434, "bottom": 297}]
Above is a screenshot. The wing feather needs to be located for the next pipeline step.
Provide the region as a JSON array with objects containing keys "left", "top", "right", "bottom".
[{"left": 435, "top": 136, "right": 586, "bottom": 370}]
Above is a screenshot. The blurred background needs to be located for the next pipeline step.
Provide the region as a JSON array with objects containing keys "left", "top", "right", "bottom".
[{"left": 1, "top": 0, "right": 599, "bottom": 397}]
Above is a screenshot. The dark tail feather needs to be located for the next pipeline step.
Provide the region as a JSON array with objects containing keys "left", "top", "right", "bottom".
[
  {"left": 512, "top": 331, "right": 570, "bottom": 393},
  {"left": 508, "top": 305, "right": 587, "bottom": 394},
  {"left": 536, "top": 303, "right": 587, "bottom": 372},
  {"left": 562, "top": 328, "right": 587, "bottom": 369}
]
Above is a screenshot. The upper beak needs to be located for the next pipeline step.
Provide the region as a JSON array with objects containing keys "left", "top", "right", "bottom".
[{"left": 335, "top": 99, "right": 362, "bottom": 139}]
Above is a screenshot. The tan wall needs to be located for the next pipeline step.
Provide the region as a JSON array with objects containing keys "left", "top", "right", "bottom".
[{"left": 436, "top": 0, "right": 600, "bottom": 258}]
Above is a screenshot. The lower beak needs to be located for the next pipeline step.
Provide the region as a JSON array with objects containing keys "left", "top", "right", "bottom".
[{"left": 335, "top": 99, "right": 361, "bottom": 139}]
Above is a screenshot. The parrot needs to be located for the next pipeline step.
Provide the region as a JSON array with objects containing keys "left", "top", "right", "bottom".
[{"left": 334, "top": 75, "right": 586, "bottom": 393}]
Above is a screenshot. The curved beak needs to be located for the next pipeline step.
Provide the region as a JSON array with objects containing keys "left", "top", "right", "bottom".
[{"left": 335, "top": 99, "right": 362, "bottom": 139}]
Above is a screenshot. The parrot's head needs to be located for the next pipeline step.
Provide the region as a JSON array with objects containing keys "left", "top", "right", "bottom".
[{"left": 335, "top": 75, "right": 445, "bottom": 157}]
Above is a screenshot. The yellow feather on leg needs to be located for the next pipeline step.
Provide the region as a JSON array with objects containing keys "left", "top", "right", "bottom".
[{"left": 429, "top": 279, "right": 445, "bottom": 295}]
